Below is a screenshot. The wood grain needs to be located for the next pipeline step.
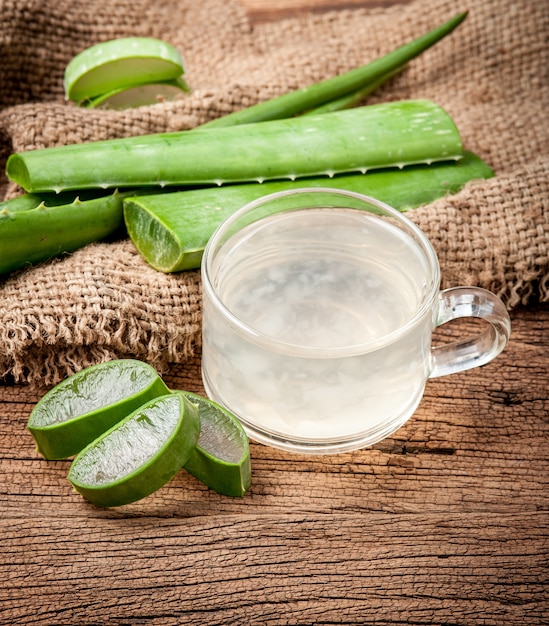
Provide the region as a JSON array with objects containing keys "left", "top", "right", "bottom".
[
  {"left": 1, "top": 1, "right": 548, "bottom": 624},
  {"left": 3, "top": 513, "right": 546, "bottom": 625}
]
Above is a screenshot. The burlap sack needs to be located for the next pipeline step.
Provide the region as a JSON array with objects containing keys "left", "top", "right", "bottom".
[{"left": 0, "top": 0, "right": 547, "bottom": 386}]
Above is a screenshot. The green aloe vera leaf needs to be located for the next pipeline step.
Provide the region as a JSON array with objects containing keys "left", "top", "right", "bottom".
[
  {"left": 0, "top": 193, "right": 48, "bottom": 214},
  {"left": 64, "top": 37, "right": 185, "bottom": 102},
  {"left": 4, "top": 13, "right": 466, "bottom": 268},
  {"left": 181, "top": 392, "right": 251, "bottom": 497},
  {"left": 0, "top": 189, "right": 116, "bottom": 214},
  {"left": 123, "top": 151, "right": 493, "bottom": 273},
  {"left": 67, "top": 392, "right": 200, "bottom": 508},
  {"left": 0, "top": 189, "right": 135, "bottom": 275},
  {"left": 303, "top": 66, "right": 404, "bottom": 116},
  {"left": 27, "top": 360, "right": 171, "bottom": 460},
  {"left": 200, "top": 12, "right": 467, "bottom": 128},
  {"left": 6, "top": 99, "right": 463, "bottom": 194},
  {"left": 84, "top": 77, "right": 190, "bottom": 109}
]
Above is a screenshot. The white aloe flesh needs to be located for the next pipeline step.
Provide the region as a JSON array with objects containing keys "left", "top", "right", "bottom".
[
  {"left": 182, "top": 392, "right": 252, "bottom": 497},
  {"left": 6, "top": 99, "right": 463, "bottom": 194},
  {"left": 85, "top": 77, "right": 190, "bottom": 109},
  {"left": 64, "top": 37, "right": 185, "bottom": 102}
]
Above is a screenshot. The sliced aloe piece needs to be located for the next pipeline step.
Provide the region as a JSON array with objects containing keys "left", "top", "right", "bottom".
[
  {"left": 64, "top": 37, "right": 185, "bottom": 102},
  {"left": 85, "top": 77, "right": 190, "bottom": 109},
  {"left": 182, "top": 392, "right": 251, "bottom": 497},
  {"left": 68, "top": 392, "right": 200, "bottom": 507},
  {"left": 27, "top": 359, "right": 171, "bottom": 460}
]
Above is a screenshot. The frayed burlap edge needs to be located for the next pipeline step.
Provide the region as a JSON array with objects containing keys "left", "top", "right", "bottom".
[{"left": 0, "top": 240, "right": 202, "bottom": 386}]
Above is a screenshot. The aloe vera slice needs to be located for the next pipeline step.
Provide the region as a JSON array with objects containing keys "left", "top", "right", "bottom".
[
  {"left": 6, "top": 99, "right": 462, "bottom": 194},
  {"left": 85, "top": 77, "right": 190, "bottom": 109},
  {"left": 27, "top": 359, "right": 171, "bottom": 460},
  {"left": 181, "top": 392, "right": 251, "bottom": 497},
  {"left": 64, "top": 37, "right": 185, "bottom": 102},
  {"left": 67, "top": 392, "right": 200, "bottom": 507},
  {"left": 123, "top": 151, "right": 493, "bottom": 273}
]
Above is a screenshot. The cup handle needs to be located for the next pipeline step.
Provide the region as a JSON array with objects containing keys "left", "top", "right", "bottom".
[{"left": 429, "top": 287, "right": 511, "bottom": 378}]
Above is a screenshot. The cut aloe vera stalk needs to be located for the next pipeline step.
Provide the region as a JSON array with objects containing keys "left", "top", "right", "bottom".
[
  {"left": 85, "top": 77, "right": 190, "bottom": 109},
  {"left": 123, "top": 151, "right": 493, "bottom": 273},
  {"left": 181, "top": 392, "right": 251, "bottom": 497},
  {"left": 27, "top": 359, "right": 171, "bottom": 460},
  {"left": 6, "top": 99, "right": 462, "bottom": 194},
  {"left": 68, "top": 392, "right": 200, "bottom": 507},
  {"left": 64, "top": 37, "right": 185, "bottom": 102}
]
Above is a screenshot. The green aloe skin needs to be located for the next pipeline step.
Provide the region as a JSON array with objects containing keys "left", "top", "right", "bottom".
[
  {"left": 182, "top": 392, "right": 252, "bottom": 498},
  {"left": 68, "top": 392, "right": 201, "bottom": 508},
  {"left": 0, "top": 190, "right": 134, "bottom": 275},
  {"left": 6, "top": 100, "right": 463, "bottom": 193},
  {"left": 64, "top": 36, "right": 186, "bottom": 102},
  {"left": 200, "top": 12, "right": 467, "bottom": 127}
]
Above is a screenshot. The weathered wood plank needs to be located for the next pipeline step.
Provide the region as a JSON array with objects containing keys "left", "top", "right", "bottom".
[
  {"left": 1, "top": 306, "right": 547, "bottom": 522},
  {"left": 2, "top": 512, "right": 547, "bottom": 625}
]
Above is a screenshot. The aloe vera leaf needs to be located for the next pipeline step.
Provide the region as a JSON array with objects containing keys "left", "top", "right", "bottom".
[
  {"left": 181, "top": 392, "right": 251, "bottom": 497},
  {"left": 6, "top": 99, "right": 463, "bottom": 194},
  {"left": 0, "top": 190, "right": 131, "bottom": 275},
  {"left": 200, "top": 12, "right": 467, "bottom": 128},
  {"left": 0, "top": 189, "right": 115, "bottom": 214},
  {"left": 0, "top": 193, "right": 61, "bottom": 214},
  {"left": 123, "top": 151, "right": 493, "bottom": 273},
  {"left": 64, "top": 37, "right": 185, "bottom": 102},
  {"left": 304, "top": 66, "right": 404, "bottom": 115}
]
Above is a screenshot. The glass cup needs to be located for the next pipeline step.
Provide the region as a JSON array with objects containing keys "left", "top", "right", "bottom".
[{"left": 201, "top": 189, "right": 511, "bottom": 454}]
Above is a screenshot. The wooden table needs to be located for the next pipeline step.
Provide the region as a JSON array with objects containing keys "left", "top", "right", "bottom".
[{"left": 2, "top": 1, "right": 548, "bottom": 624}]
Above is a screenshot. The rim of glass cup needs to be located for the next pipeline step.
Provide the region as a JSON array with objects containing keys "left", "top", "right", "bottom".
[{"left": 202, "top": 187, "right": 441, "bottom": 358}]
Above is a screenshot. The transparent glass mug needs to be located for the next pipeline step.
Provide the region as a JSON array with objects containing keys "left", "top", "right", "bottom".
[{"left": 201, "top": 189, "right": 511, "bottom": 454}]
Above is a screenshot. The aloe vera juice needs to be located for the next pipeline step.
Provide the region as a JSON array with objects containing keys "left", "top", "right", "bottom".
[{"left": 202, "top": 208, "right": 434, "bottom": 449}]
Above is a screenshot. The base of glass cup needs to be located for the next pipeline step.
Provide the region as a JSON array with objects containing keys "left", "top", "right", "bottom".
[{"left": 202, "top": 367, "right": 425, "bottom": 455}]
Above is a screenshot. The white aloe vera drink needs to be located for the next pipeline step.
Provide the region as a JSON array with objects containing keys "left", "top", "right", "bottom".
[{"left": 202, "top": 192, "right": 437, "bottom": 453}]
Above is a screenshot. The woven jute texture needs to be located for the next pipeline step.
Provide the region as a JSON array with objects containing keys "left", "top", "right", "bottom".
[{"left": 0, "top": 0, "right": 548, "bottom": 386}]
